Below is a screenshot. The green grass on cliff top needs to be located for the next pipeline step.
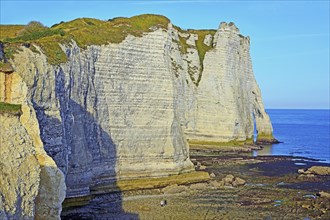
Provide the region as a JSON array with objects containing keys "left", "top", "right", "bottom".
[
  {"left": 0, "top": 14, "right": 217, "bottom": 75},
  {"left": 0, "top": 25, "right": 25, "bottom": 39},
  {"left": 173, "top": 27, "right": 216, "bottom": 86},
  {"left": 0, "top": 14, "right": 170, "bottom": 65},
  {"left": 0, "top": 102, "right": 22, "bottom": 115}
]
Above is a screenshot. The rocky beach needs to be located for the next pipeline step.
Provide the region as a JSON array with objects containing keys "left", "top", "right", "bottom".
[{"left": 62, "top": 146, "right": 330, "bottom": 219}]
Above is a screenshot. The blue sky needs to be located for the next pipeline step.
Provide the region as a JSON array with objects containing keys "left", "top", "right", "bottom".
[{"left": 1, "top": 0, "right": 329, "bottom": 109}]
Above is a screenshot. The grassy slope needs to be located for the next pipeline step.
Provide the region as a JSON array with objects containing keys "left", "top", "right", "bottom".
[
  {"left": 0, "top": 25, "right": 25, "bottom": 72},
  {"left": 1, "top": 15, "right": 217, "bottom": 68},
  {"left": 0, "top": 25, "right": 25, "bottom": 40},
  {"left": 0, "top": 14, "right": 170, "bottom": 65}
]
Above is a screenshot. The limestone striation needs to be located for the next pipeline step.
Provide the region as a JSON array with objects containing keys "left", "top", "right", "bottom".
[
  {"left": 11, "top": 29, "right": 195, "bottom": 199},
  {"left": 170, "top": 22, "right": 276, "bottom": 144},
  {"left": 0, "top": 14, "right": 276, "bottom": 215}
]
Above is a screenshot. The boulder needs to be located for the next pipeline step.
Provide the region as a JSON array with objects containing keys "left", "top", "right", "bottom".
[
  {"left": 307, "top": 166, "right": 330, "bottom": 175},
  {"left": 223, "top": 174, "right": 235, "bottom": 186},
  {"left": 222, "top": 175, "right": 246, "bottom": 187},
  {"left": 298, "top": 168, "right": 305, "bottom": 174},
  {"left": 318, "top": 191, "right": 330, "bottom": 199},
  {"left": 232, "top": 177, "right": 246, "bottom": 187},
  {"left": 298, "top": 166, "right": 330, "bottom": 176}
]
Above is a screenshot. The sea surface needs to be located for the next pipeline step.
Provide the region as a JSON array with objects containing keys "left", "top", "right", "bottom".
[{"left": 253, "top": 109, "right": 330, "bottom": 163}]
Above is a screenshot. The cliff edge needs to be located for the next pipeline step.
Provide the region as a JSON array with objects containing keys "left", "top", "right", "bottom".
[{"left": 0, "top": 72, "right": 66, "bottom": 219}]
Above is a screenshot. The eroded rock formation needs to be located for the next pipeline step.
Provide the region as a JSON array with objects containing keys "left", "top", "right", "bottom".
[
  {"left": 171, "top": 22, "right": 275, "bottom": 144},
  {"left": 0, "top": 73, "right": 65, "bottom": 219},
  {"left": 0, "top": 15, "right": 276, "bottom": 217}
]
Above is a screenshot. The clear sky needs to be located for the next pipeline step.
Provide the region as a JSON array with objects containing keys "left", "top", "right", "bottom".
[{"left": 1, "top": 0, "right": 329, "bottom": 109}]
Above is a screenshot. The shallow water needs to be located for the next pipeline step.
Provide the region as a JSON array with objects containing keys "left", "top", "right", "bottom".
[{"left": 253, "top": 109, "right": 330, "bottom": 163}]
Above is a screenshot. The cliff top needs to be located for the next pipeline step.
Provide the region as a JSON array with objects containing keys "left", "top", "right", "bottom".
[
  {"left": 0, "top": 14, "right": 171, "bottom": 65},
  {"left": 0, "top": 14, "right": 226, "bottom": 66}
]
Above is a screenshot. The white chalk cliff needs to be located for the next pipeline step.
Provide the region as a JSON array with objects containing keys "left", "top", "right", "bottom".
[
  {"left": 0, "top": 15, "right": 276, "bottom": 218},
  {"left": 173, "top": 22, "right": 274, "bottom": 143}
]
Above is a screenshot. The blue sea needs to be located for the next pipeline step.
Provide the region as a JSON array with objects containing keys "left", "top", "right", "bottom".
[{"left": 253, "top": 109, "right": 330, "bottom": 163}]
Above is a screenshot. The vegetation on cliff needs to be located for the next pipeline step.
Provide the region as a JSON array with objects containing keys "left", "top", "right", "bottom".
[
  {"left": 0, "top": 14, "right": 216, "bottom": 71},
  {"left": 174, "top": 27, "right": 216, "bottom": 64},
  {"left": 0, "top": 62, "right": 14, "bottom": 73},
  {"left": 189, "top": 30, "right": 216, "bottom": 83},
  {"left": 0, "top": 25, "right": 25, "bottom": 39},
  {"left": 0, "top": 14, "right": 170, "bottom": 65},
  {"left": 0, "top": 102, "right": 21, "bottom": 115},
  {"left": 173, "top": 26, "right": 216, "bottom": 86}
]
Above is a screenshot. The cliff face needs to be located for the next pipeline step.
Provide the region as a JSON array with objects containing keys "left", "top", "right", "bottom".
[
  {"left": 176, "top": 22, "right": 273, "bottom": 143},
  {"left": 0, "top": 15, "right": 275, "bottom": 213},
  {"left": 0, "top": 73, "right": 65, "bottom": 219},
  {"left": 12, "top": 28, "right": 194, "bottom": 198},
  {"left": 0, "top": 112, "right": 40, "bottom": 220}
]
